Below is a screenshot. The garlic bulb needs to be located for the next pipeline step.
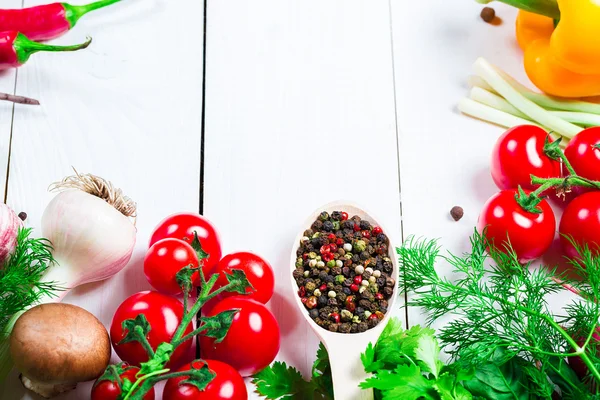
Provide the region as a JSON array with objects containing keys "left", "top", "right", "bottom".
[
  {"left": 0, "top": 204, "right": 22, "bottom": 265},
  {"left": 40, "top": 172, "right": 137, "bottom": 295}
]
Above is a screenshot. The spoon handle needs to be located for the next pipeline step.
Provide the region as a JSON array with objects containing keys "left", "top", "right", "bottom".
[{"left": 325, "top": 337, "right": 373, "bottom": 400}]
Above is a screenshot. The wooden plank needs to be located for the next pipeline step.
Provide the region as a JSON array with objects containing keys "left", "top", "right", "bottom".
[
  {"left": 0, "top": 1, "right": 23, "bottom": 203},
  {"left": 390, "top": 1, "right": 529, "bottom": 328},
  {"left": 0, "top": 0, "right": 204, "bottom": 398},
  {"left": 203, "top": 0, "right": 401, "bottom": 393}
]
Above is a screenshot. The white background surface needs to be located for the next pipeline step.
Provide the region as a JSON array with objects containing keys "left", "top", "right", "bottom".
[{"left": 0, "top": 0, "right": 550, "bottom": 399}]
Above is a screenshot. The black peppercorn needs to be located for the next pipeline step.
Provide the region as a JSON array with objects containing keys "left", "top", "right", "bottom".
[
  {"left": 328, "top": 298, "right": 338, "bottom": 306},
  {"left": 311, "top": 268, "right": 319, "bottom": 277},
  {"left": 304, "top": 229, "right": 314, "bottom": 237},
  {"left": 353, "top": 232, "right": 363, "bottom": 239},
  {"left": 331, "top": 266, "right": 342, "bottom": 276},
  {"left": 351, "top": 215, "right": 361, "bottom": 223},
  {"left": 359, "top": 220, "right": 371, "bottom": 230},
  {"left": 377, "top": 233, "right": 389, "bottom": 244},
  {"left": 319, "top": 271, "right": 328, "bottom": 281},
  {"left": 386, "top": 277, "right": 395, "bottom": 287},
  {"left": 318, "top": 296, "right": 328, "bottom": 307},
  {"left": 333, "top": 284, "right": 343, "bottom": 293},
  {"left": 356, "top": 307, "right": 365, "bottom": 317},
  {"left": 352, "top": 254, "right": 360, "bottom": 263},
  {"left": 331, "top": 211, "right": 342, "bottom": 221},
  {"left": 324, "top": 275, "right": 334, "bottom": 284},
  {"left": 342, "top": 287, "right": 351, "bottom": 295},
  {"left": 311, "top": 220, "right": 323, "bottom": 230},
  {"left": 343, "top": 278, "right": 352, "bottom": 287},
  {"left": 480, "top": 7, "right": 495, "bottom": 23},
  {"left": 339, "top": 323, "right": 351, "bottom": 333},
  {"left": 342, "top": 267, "right": 350, "bottom": 277},
  {"left": 376, "top": 277, "right": 386, "bottom": 287},
  {"left": 383, "top": 287, "right": 393, "bottom": 297},
  {"left": 367, "top": 245, "right": 375, "bottom": 255},
  {"left": 358, "top": 322, "right": 368, "bottom": 332},
  {"left": 350, "top": 324, "right": 358, "bottom": 333},
  {"left": 323, "top": 221, "right": 334, "bottom": 232},
  {"left": 319, "top": 211, "right": 329, "bottom": 221},
  {"left": 342, "top": 221, "right": 354, "bottom": 230},
  {"left": 18, "top": 212, "right": 27, "bottom": 221},
  {"left": 309, "top": 309, "right": 319, "bottom": 319},
  {"left": 293, "top": 269, "right": 303, "bottom": 279},
  {"left": 344, "top": 259, "right": 353, "bottom": 267},
  {"left": 329, "top": 323, "right": 339, "bottom": 332},
  {"left": 360, "top": 251, "right": 369, "bottom": 260},
  {"left": 327, "top": 282, "right": 335, "bottom": 290},
  {"left": 296, "top": 249, "right": 303, "bottom": 257},
  {"left": 367, "top": 318, "right": 379, "bottom": 328}
]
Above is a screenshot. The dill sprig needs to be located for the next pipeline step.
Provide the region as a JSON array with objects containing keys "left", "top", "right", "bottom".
[
  {"left": 0, "top": 227, "right": 60, "bottom": 333},
  {"left": 399, "top": 230, "right": 600, "bottom": 398}
]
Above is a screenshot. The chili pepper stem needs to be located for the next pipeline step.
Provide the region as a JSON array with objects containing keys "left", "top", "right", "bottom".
[
  {"left": 13, "top": 33, "right": 91, "bottom": 65},
  {"left": 63, "top": 0, "right": 123, "bottom": 28},
  {"left": 0, "top": 92, "right": 39, "bottom": 105}
]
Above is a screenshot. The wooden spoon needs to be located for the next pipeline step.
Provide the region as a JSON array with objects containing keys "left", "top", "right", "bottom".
[{"left": 290, "top": 200, "right": 400, "bottom": 400}]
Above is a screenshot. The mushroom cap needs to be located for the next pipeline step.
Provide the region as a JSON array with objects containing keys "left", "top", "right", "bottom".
[{"left": 10, "top": 303, "right": 111, "bottom": 384}]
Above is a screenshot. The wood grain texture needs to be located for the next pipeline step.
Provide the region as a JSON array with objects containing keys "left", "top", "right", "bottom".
[
  {"left": 202, "top": 1, "right": 401, "bottom": 396},
  {"left": 0, "top": 0, "right": 204, "bottom": 398},
  {"left": 0, "top": 1, "right": 22, "bottom": 204}
]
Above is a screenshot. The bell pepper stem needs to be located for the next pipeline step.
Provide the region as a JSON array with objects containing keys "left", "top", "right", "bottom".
[
  {"left": 475, "top": 0, "right": 560, "bottom": 20},
  {"left": 63, "top": 0, "right": 123, "bottom": 28},
  {"left": 14, "top": 33, "right": 92, "bottom": 65}
]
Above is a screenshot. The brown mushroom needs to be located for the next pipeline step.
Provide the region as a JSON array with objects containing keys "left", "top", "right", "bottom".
[{"left": 10, "top": 303, "right": 111, "bottom": 398}]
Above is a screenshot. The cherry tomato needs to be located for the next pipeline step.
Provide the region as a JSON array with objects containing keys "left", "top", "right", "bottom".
[
  {"left": 204, "top": 252, "right": 275, "bottom": 312},
  {"left": 560, "top": 191, "right": 600, "bottom": 259},
  {"left": 163, "top": 359, "right": 247, "bottom": 400},
  {"left": 490, "top": 125, "right": 561, "bottom": 191},
  {"left": 144, "top": 238, "right": 199, "bottom": 295},
  {"left": 564, "top": 127, "right": 600, "bottom": 197},
  {"left": 91, "top": 363, "right": 155, "bottom": 400},
  {"left": 149, "top": 213, "right": 222, "bottom": 276},
  {"left": 200, "top": 297, "right": 280, "bottom": 377},
  {"left": 110, "top": 291, "right": 193, "bottom": 367},
  {"left": 477, "top": 189, "right": 556, "bottom": 262}
]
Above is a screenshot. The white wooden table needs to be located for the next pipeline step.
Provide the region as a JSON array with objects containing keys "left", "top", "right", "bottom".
[{"left": 0, "top": 0, "right": 533, "bottom": 398}]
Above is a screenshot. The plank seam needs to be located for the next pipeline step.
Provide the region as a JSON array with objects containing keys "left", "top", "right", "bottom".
[{"left": 387, "top": 0, "right": 409, "bottom": 329}]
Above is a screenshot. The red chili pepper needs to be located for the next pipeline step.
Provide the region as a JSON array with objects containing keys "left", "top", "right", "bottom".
[
  {"left": 0, "top": 31, "right": 90, "bottom": 70},
  {"left": 0, "top": 0, "right": 121, "bottom": 42}
]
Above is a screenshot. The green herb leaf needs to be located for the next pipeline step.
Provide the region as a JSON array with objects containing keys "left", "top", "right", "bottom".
[
  {"left": 414, "top": 331, "right": 444, "bottom": 379},
  {"left": 200, "top": 309, "right": 239, "bottom": 343},
  {"left": 190, "top": 232, "right": 209, "bottom": 261},
  {"left": 461, "top": 355, "right": 532, "bottom": 399},
  {"left": 0, "top": 227, "right": 59, "bottom": 333},
  {"left": 312, "top": 342, "right": 333, "bottom": 398},
  {"left": 180, "top": 362, "right": 216, "bottom": 392},
  {"left": 139, "top": 342, "right": 173, "bottom": 375},
  {"left": 118, "top": 314, "right": 151, "bottom": 345},
  {"left": 225, "top": 269, "right": 254, "bottom": 295},
  {"left": 546, "top": 357, "right": 589, "bottom": 398},
  {"left": 252, "top": 361, "right": 315, "bottom": 399},
  {"left": 360, "top": 364, "right": 436, "bottom": 399}
]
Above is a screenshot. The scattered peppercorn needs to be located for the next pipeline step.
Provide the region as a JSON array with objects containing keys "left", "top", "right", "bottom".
[
  {"left": 450, "top": 205, "right": 464, "bottom": 221},
  {"left": 18, "top": 212, "right": 27, "bottom": 221},
  {"left": 480, "top": 7, "right": 495, "bottom": 23},
  {"left": 294, "top": 210, "right": 394, "bottom": 334}
]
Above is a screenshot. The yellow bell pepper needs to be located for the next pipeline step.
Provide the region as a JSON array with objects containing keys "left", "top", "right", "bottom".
[{"left": 513, "top": 0, "right": 600, "bottom": 98}]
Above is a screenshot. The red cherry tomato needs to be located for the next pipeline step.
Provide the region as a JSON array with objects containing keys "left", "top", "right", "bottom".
[
  {"left": 491, "top": 125, "right": 561, "bottom": 191},
  {"left": 162, "top": 359, "right": 247, "bottom": 400},
  {"left": 200, "top": 297, "right": 280, "bottom": 377},
  {"left": 205, "top": 252, "right": 275, "bottom": 312},
  {"left": 110, "top": 291, "right": 193, "bottom": 367},
  {"left": 149, "top": 213, "right": 222, "bottom": 276},
  {"left": 560, "top": 192, "right": 600, "bottom": 259},
  {"left": 91, "top": 364, "right": 155, "bottom": 400},
  {"left": 144, "top": 238, "right": 199, "bottom": 295},
  {"left": 477, "top": 189, "right": 556, "bottom": 262},
  {"left": 564, "top": 127, "right": 600, "bottom": 197}
]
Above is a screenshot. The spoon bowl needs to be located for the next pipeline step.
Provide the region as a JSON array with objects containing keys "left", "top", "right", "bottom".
[{"left": 290, "top": 200, "right": 400, "bottom": 400}]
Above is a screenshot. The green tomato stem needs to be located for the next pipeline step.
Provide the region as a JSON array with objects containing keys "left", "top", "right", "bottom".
[{"left": 122, "top": 368, "right": 169, "bottom": 400}]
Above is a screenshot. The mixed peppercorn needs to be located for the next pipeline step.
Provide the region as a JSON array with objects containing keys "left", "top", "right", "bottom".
[{"left": 293, "top": 211, "right": 395, "bottom": 333}]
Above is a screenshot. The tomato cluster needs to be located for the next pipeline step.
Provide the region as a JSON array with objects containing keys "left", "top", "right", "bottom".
[
  {"left": 481, "top": 125, "right": 600, "bottom": 262},
  {"left": 91, "top": 213, "right": 280, "bottom": 399}
]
